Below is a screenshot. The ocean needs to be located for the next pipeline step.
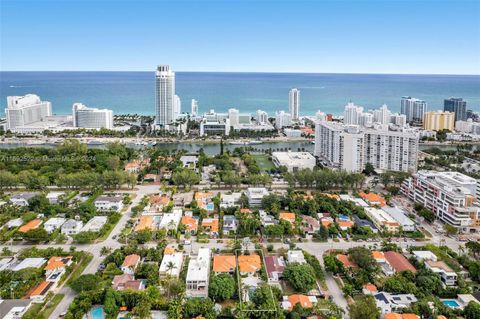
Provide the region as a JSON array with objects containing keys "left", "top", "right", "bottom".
[{"left": 1, "top": 71, "right": 479, "bottom": 117}]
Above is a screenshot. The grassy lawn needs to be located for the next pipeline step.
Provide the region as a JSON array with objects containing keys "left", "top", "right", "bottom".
[
  {"left": 41, "top": 294, "right": 65, "bottom": 318},
  {"left": 66, "top": 253, "right": 93, "bottom": 285},
  {"left": 252, "top": 154, "right": 275, "bottom": 172}
]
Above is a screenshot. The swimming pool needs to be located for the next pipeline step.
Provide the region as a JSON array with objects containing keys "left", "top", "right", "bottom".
[
  {"left": 205, "top": 203, "right": 214, "bottom": 211},
  {"left": 90, "top": 307, "right": 105, "bottom": 319},
  {"left": 442, "top": 299, "right": 460, "bottom": 308}
]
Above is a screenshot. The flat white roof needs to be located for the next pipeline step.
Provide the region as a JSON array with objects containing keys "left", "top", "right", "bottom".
[
  {"left": 186, "top": 248, "right": 210, "bottom": 282},
  {"left": 159, "top": 253, "right": 183, "bottom": 277},
  {"left": 11, "top": 258, "right": 46, "bottom": 271},
  {"left": 82, "top": 216, "right": 107, "bottom": 231},
  {"left": 365, "top": 207, "right": 398, "bottom": 225},
  {"left": 44, "top": 217, "right": 66, "bottom": 227},
  {"left": 382, "top": 207, "right": 415, "bottom": 227},
  {"left": 159, "top": 209, "right": 182, "bottom": 229}
]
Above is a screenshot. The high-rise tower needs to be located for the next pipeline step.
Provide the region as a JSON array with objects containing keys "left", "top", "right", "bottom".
[
  {"left": 155, "top": 65, "right": 175, "bottom": 127},
  {"left": 289, "top": 88, "right": 300, "bottom": 120}
]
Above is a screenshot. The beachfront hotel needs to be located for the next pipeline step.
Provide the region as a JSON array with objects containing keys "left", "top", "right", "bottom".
[
  {"left": 72, "top": 103, "right": 113, "bottom": 129},
  {"left": 5, "top": 94, "right": 52, "bottom": 130},
  {"left": 155, "top": 65, "right": 176, "bottom": 127}
]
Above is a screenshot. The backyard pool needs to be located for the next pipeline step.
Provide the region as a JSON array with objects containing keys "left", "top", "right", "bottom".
[
  {"left": 90, "top": 306, "right": 105, "bottom": 319},
  {"left": 442, "top": 299, "right": 460, "bottom": 308}
]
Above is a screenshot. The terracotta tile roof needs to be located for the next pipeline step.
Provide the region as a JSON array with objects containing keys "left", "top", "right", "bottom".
[
  {"left": 402, "top": 315, "right": 420, "bottom": 319},
  {"left": 122, "top": 254, "right": 140, "bottom": 268},
  {"left": 135, "top": 216, "right": 153, "bottom": 231},
  {"left": 202, "top": 218, "right": 219, "bottom": 232},
  {"left": 384, "top": 251, "right": 416, "bottom": 273},
  {"left": 336, "top": 254, "right": 357, "bottom": 268},
  {"left": 337, "top": 220, "right": 354, "bottom": 228},
  {"left": 238, "top": 254, "right": 261, "bottom": 273},
  {"left": 288, "top": 294, "right": 313, "bottom": 310},
  {"left": 279, "top": 212, "right": 296, "bottom": 223},
  {"left": 240, "top": 208, "right": 252, "bottom": 214},
  {"left": 321, "top": 193, "right": 340, "bottom": 200},
  {"left": 195, "top": 192, "right": 214, "bottom": 201},
  {"left": 25, "top": 281, "right": 53, "bottom": 298},
  {"left": 363, "top": 283, "right": 378, "bottom": 293},
  {"left": 149, "top": 194, "right": 170, "bottom": 205},
  {"left": 44, "top": 256, "right": 73, "bottom": 271},
  {"left": 213, "top": 255, "right": 236, "bottom": 273},
  {"left": 384, "top": 314, "right": 403, "bottom": 319},
  {"left": 18, "top": 219, "right": 42, "bottom": 233},
  {"left": 321, "top": 218, "right": 333, "bottom": 227},
  {"left": 359, "top": 192, "right": 386, "bottom": 207},
  {"left": 372, "top": 251, "right": 385, "bottom": 261},
  {"left": 181, "top": 215, "right": 198, "bottom": 231}
]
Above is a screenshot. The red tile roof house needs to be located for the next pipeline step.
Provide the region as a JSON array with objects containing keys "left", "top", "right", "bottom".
[
  {"left": 121, "top": 254, "right": 141, "bottom": 275},
  {"left": 112, "top": 273, "right": 145, "bottom": 291},
  {"left": 264, "top": 256, "right": 286, "bottom": 283},
  {"left": 384, "top": 251, "right": 417, "bottom": 274}
]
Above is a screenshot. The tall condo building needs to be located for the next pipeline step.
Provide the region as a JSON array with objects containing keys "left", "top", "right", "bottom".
[
  {"left": 256, "top": 110, "right": 268, "bottom": 124},
  {"left": 5, "top": 94, "right": 52, "bottom": 130},
  {"left": 174, "top": 95, "right": 181, "bottom": 120},
  {"left": 228, "top": 108, "right": 240, "bottom": 127},
  {"left": 289, "top": 88, "right": 300, "bottom": 121},
  {"left": 315, "top": 111, "right": 327, "bottom": 122},
  {"left": 315, "top": 122, "right": 418, "bottom": 173},
  {"left": 72, "top": 103, "right": 113, "bottom": 129},
  {"left": 423, "top": 111, "right": 454, "bottom": 131},
  {"left": 275, "top": 111, "right": 292, "bottom": 129},
  {"left": 444, "top": 97, "right": 467, "bottom": 121},
  {"left": 373, "top": 104, "right": 391, "bottom": 125},
  {"left": 400, "top": 96, "right": 427, "bottom": 124},
  {"left": 343, "top": 102, "right": 364, "bottom": 125},
  {"left": 155, "top": 65, "right": 176, "bottom": 127},
  {"left": 191, "top": 99, "right": 198, "bottom": 116}
]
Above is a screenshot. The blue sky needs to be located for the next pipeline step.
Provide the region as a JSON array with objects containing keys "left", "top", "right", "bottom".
[{"left": 1, "top": 0, "right": 479, "bottom": 74}]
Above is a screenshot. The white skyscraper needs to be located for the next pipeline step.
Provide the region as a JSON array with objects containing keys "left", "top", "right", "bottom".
[
  {"left": 373, "top": 104, "right": 391, "bottom": 125},
  {"left": 315, "top": 111, "right": 327, "bottom": 122},
  {"left": 72, "top": 103, "right": 113, "bottom": 129},
  {"left": 228, "top": 108, "right": 240, "bottom": 127},
  {"left": 155, "top": 65, "right": 175, "bottom": 127},
  {"left": 359, "top": 113, "right": 374, "bottom": 127},
  {"left": 275, "top": 111, "right": 292, "bottom": 129},
  {"left": 256, "top": 110, "right": 268, "bottom": 124},
  {"left": 5, "top": 94, "right": 52, "bottom": 130},
  {"left": 174, "top": 95, "right": 181, "bottom": 120},
  {"left": 289, "top": 88, "right": 300, "bottom": 121},
  {"left": 401, "top": 96, "right": 427, "bottom": 124},
  {"left": 343, "top": 102, "right": 363, "bottom": 125},
  {"left": 191, "top": 99, "right": 198, "bottom": 116}
]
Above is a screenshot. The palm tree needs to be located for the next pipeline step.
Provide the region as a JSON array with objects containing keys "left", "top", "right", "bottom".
[{"left": 165, "top": 261, "right": 177, "bottom": 299}]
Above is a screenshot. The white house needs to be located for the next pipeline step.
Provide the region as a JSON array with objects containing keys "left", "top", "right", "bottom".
[
  {"left": 425, "top": 260, "right": 458, "bottom": 286},
  {"left": 43, "top": 218, "right": 66, "bottom": 234},
  {"left": 9, "top": 193, "right": 38, "bottom": 206},
  {"left": 180, "top": 155, "right": 198, "bottom": 170},
  {"left": 246, "top": 188, "right": 269, "bottom": 206},
  {"left": 121, "top": 254, "right": 141, "bottom": 275},
  {"left": 287, "top": 250, "right": 306, "bottom": 264},
  {"left": 0, "top": 299, "right": 33, "bottom": 319},
  {"left": 46, "top": 192, "right": 65, "bottom": 204},
  {"left": 159, "top": 252, "right": 183, "bottom": 278},
  {"left": 94, "top": 195, "right": 124, "bottom": 212},
  {"left": 61, "top": 219, "right": 83, "bottom": 235},
  {"left": 186, "top": 248, "right": 210, "bottom": 298},
  {"left": 158, "top": 209, "right": 182, "bottom": 230},
  {"left": 11, "top": 258, "right": 47, "bottom": 272},
  {"left": 374, "top": 292, "right": 417, "bottom": 314},
  {"left": 82, "top": 216, "right": 108, "bottom": 232}
]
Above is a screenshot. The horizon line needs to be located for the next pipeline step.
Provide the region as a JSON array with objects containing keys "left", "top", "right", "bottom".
[{"left": 1, "top": 70, "right": 480, "bottom": 76}]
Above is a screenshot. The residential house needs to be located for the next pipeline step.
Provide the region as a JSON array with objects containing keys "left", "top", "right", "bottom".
[
  {"left": 384, "top": 251, "right": 417, "bottom": 274},
  {"left": 173, "top": 192, "right": 194, "bottom": 207},
  {"left": 148, "top": 194, "right": 171, "bottom": 212},
  {"left": 359, "top": 192, "right": 387, "bottom": 207},
  {"left": 25, "top": 281, "right": 54, "bottom": 303},
  {"left": 112, "top": 274, "right": 145, "bottom": 291},
  {"left": 0, "top": 299, "right": 32, "bottom": 319},
  {"left": 279, "top": 212, "right": 296, "bottom": 224},
  {"left": 44, "top": 256, "right": 73, "bottom": 283},
  {"left": 121, "top": 254, "right": 141, "bottom": 275},
  {"left": 372, "top": 251, "right": 394, "bottom": 276},
  {"left": 124, "top": 159, "right": 149, "bottom": 173},
  {"left": 94, "top": 195, "right": 124, "bottom": 212},
  {"left": 223, "top": 215, "right": 238, "bottom": 233},
  {"left": 238, "top": 255, "right": 261, "bottom": 275},
  {"left": 220, "top": 193, "right": 241, "bottom": 209},
  {"left": 362, "top": 283, "right": 378, "bottom": 295},
  {"left": 186, "top": 248, "right": 211, "bottom": 298},
  {"left": 212, "top": 255, "right": 236, "bottom": 274},
  {"left": 265, "top": 256, "right": 286, "bottom": 283},
  {"left": 259, "top": 210, "right": 277, "bottom": 227},
  {"left": 46, "top": 192, "right": 65, "bottom": 204},
  {"left": 180, "top": 155, "right": 198, "bottom": 169},
  {"left": 159, "top": 253, "right": 183, "bottom": 278},
  {"left": 9, "top": 192, "right": 38, "bottom": 206},
  {"left": 61, "top": 219, "right": 84, "bottom": 235},
  {"left": 135, "top": 216, "right": 154, "bottom": 232},
  {"left": 246, "top": 188, "right": 269, "bottom": 206},
  {"left": 281, "top": 295, "right": 317, "bottom": 311},
  {"left": 352, "top": 215, "right": 379, "bottom": 233},
  {"left": 201, "top": 218, "right": 219, "bottom": 238},
  {"left": 382, "top": 207, "right": 415, "bottom": 232},
  {"left": 5, "top": 218, "right": 23, "bottom": 229},
  {"left": 374, "top": 292, "right": 417, "bottom": 315},
  {"left": 43, "top": 218, "right": 66, "bottom": 234},
  {"left": 287, "top": 250, "right": 306, "bottom": 264},
  {"left": 301, "top": 215, "right": 320, "bottom": 235},
  {"left": 384, "top": 313, "right": 420, "bottom": 319},
  {"left": 412, "top": 250, "right": 437, "bottom": 262},
  {"left": 181, "top": 215, "right": 198, "bottom": 235},
  {"left": 336, "top": 254, "right": 357, "bottom": 270},
  {"left": 365, "top": 207, "right": 401, "bottom": 233},
  {"left": 18, "top": 219, "right": 42, "bottom": 233},
  {"left": 82, "top": 216, "right": 108, "bottom": 232},
  {"left": 195, "top": 192, "right": 214, "bottom": 211},
  {"left": 336, "top": 215, "right": 354, "bottom": 231},
  {"left": 425, "top": 260, "right": 457, "bottom": 286},
  {"left": 11, "top": 258, "right": 46, "bottom": 272},
  {"left": 159, "top": 209, "right": 182, "bottom": 230}
]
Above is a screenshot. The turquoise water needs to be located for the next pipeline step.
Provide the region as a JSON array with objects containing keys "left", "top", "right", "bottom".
[
  {"left": 1, "top": 72, "right": 479, "bottom": 117},
  {"left": 90, "top": 307, "right": 105, "bottom": 319},
  {"left": 442, "top": 300, "right": 460, "bottom": 308}
]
